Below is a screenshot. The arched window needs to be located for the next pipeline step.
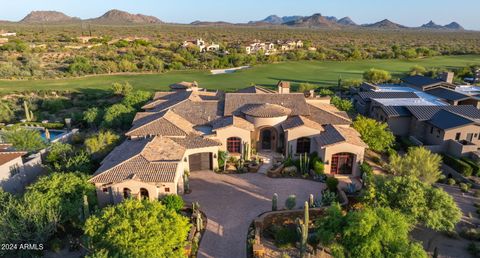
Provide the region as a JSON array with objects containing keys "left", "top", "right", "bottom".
[
  {"left": 140, "top": 188, "right": 149, "bottom": 200},
  {"left": 123, "top": 188, "right": 132, "bottom": 199},
  {"left": 296, "top": 137, "right": 311, "bottom": 154},
  {"left": 227, "top": 137, "right": 242, "bottom": 153}
]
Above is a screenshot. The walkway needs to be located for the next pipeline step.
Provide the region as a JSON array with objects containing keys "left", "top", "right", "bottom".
[{"left": 183, "top": 171, "right": 325, "bottom": 258}]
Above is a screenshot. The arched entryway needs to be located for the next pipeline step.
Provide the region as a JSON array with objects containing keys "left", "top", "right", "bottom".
[
  {"left": 330, "top": 153, "right": 355, "bottom": 175},
  {"left": 123, "top": 188, "right": 132, "bottom": 199},
  {"left": 140, "top": 188, "right": 149, "bottom": 200},
  {"left": 259, "top": 127, "right": 278, "bottom": 151}
]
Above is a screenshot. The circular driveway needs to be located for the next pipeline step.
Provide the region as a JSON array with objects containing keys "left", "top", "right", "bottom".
[{"left": 183, "top": 171, "right": 326, "bottom": 258}]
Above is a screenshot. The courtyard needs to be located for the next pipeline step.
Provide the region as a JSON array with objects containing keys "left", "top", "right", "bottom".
[{"left": 183, "top": 171, "right": 326, "bottom": 258}]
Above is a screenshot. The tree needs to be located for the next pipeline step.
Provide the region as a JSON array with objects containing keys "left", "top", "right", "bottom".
[
  {"left": 122, "top": 90, "right": 152, "bottom": 109},
  {"left": 111, "top": 82, "right": 133, "bottom": 96},
  {"left": 363, "top": 68, "right": 392, "bottom": 84},
  {"left": 331, "top": 96, "right": 353, "bottom": 112},
  {"left": 68, "top": 56, "right": 93, "bottom": 75},
  {"left": 2, "top": 127, "right": 46, "bottom": 152},
  {"left": 83, "top": 107, "right": 103, "bottom": 128},
  {"left": 25, "top": 172, "right": 96, "bottom": 225},
  {"left": 85, "top": 199, "right": 190, "bottom": 258},
  {"left": 84, "top": 131, "right": 120, "bottom": 159},
  {"left": 409, "top": 65, "right": 427, "bottom": 76},
  {"left": 298, "top": 83, "right": 317, "bottom": 93},
  {"left": 316, "top": 205, "right": 427, "bottom": 258},
  {"left": 0, "top": 101, "right": 14, "bottom": 122},
  {"left": 161, "top": 195, "right": 185, "bottom": 212},
  {"left": 102, "top": 104, "right": 135, "bottom": 129},
  {"left": 46, "top": 142, "right": 74, "bottom": 168},
  {"left": 352, "top": 115, "right": 395, "bottom": 152},
  {"left": 388, "top": 147, "right": 442, "bottom": 184},
  {"left": 371, "top": 176, "right": 461, "bottom": 232}
]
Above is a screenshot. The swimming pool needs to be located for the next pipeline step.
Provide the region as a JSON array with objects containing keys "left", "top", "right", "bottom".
[{"left": 39, "top": 129, "right": 67, "bottom": 141}]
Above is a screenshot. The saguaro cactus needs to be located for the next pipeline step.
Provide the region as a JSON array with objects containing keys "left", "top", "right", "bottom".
[
  {"left": 272, "top": 193, "right": 278, "bottom": 211},
  {"left": 183, "top": 170, "right": 190, "bottom": 193},
  {"left": 309, "top": 194, "right": 314, "bottom": 208},
  {"left": 192, "top": 202, "right": 203, "bottom": 232},
  {"left": 299, "top": 153, "right": 310, "bottom": 175},
  {"left": 296, "top": 201, "right": 309, "bottom": 257},
  {"left": 23, "top": 100, "right": 34, "bottom": 122},
  {"left": 82, "top": 194, "right": 90, "bottom": 221}
]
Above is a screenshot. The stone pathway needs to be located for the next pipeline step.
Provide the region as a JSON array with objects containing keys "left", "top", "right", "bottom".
[{"left": 183, "top": 171, "right": 325, "bottom": 258}]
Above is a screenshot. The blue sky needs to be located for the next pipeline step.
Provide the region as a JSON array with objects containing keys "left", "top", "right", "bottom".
[{"left": 2, "top": 0, "right": 480, "bottom": 30}]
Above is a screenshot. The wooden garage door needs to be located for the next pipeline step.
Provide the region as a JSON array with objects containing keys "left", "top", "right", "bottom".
[{"left": 189, "top": 153, "right": 212, "bottom": 171}]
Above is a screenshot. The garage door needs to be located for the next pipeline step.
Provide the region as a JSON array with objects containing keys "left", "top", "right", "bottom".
[{"left": 189, "top": 153, "right": 212, "bottom": 171}]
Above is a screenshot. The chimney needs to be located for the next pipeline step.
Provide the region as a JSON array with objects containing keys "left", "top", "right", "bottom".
[
  {"left": 439, "top": 72, "right": 454, "bottom": 84},
  {"left": 277, "top": 81, "right": 290, "bottom": 94},
  {"left": 309, "top": 89, "right": 315, "bottom": 98}
]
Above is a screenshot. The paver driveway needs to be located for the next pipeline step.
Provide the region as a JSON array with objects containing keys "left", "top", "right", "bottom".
[{"left": 183, "top": 171, "right": 326, "bottom": 258}]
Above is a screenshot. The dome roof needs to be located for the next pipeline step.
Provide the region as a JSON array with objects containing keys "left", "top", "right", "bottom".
[{"left": 242, "top": 103, "right": 291, "bottom": 118}]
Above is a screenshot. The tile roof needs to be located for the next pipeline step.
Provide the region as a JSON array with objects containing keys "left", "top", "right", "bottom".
[
  {"left": 376, "top": 105, "right": 411, "bottom": 117},
  {"left": 224, "top": 93, "right": 310, "bottom": 116},
  {"left": 307, "top": 104, "right": 351, "bottom": 125},
  {"left": 401, "top": 75, "right": 443, "bottom": 87},
  {"left": 406, "top": 105, "right": 480, "bottom": 121},
  {"left": 235, "top": 86, "right": 277, "bottom": 94},
  {"left": 171, "top": 100, "right": 223, "bottom": 125},
  {"left": 282, "top": 116, "right": 324, "bottom": 131},
  {"left": 0, "top": 151, "right": 27, "bottom": 166},
  {"left": 211, "top": 116, "right": 255, "bottom": 131},
  {"left": 91, "top": 137, "right": 184, "bottom": 184},
  {"left": 315, "top": 125, "right": 367, "bottom": 148},
  {"left": 357, "top": 91, "right": 419, "bottom": 101},
  {"left": 170, "top": 135, "right": 222, "bottom": 149},
  {"left": 0, "top": 143, "right": 12, "bottom": 151},
  {"left": 427, "top": 110, "right": 476, "bottom": 130},
  {"left": 126, "top": 110, "right": 196, "bottom": 137},
  {"left": 242, "top": 103, "right": 292, "bottom": 118},
  {"left": 169, "top": 81, "right": 199, "bottom": 90},
  {"left": 142, "top": 91, "right": 191, "bottom": 110},
  {"left": 425, "top": 87, "right": 471, "bottom": 101}
]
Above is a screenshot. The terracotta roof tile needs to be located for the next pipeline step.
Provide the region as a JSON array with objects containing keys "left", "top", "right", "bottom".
[
  {"left": 0, "top": 151, "right": 26, "bottom": 166},
  {"left": 282, "top": 116, "right": 324, "bottom": 131},
  {"left": 242, "top": 103, "right": 292, "bottom": 118},
  {"left": 315, "top": 125, "right": 367, "bottom": 148},
  {"left": 307, "top": 104, "right": 351, "bottom": 125},
  {"left": 211, "top": 116, "right": 254, "bottom": 131},
  {"left": 224, "top": 93, "right": 310, "bottom": 116},
  {"left": 126, "top": 110, "right": 196, "bottom": 137}
]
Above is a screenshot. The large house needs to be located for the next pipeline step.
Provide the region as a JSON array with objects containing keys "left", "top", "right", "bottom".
[
  {"left": 183, "top": 38, "right": 220, "bottom": 52},
  {"left": 0, "top": 144, "right": 27, "bottom": 182},
  {"left": 90, "top": 82, "right": 367, "bottom": 206},
  {"left": 353, "top": 74, "right": 480, "bottom": 159}
]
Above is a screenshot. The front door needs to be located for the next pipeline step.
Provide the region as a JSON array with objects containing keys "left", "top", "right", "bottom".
[
  {"left": 189, "top": 153, "right": 213, "bottom": 172},
  {"left": 331, "top": 153, "right": 354, "bottom": 175},
  {"left": 261, "top": 129, "right": 272, "bottom": 150}
]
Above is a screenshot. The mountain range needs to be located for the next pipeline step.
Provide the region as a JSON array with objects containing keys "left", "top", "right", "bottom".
[{"left": 3, "top": 10, "right": 466, "bottom": 31}]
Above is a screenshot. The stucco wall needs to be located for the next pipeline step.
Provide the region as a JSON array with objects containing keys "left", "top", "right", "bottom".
[
  {"left": 285, "top": 126, "right": 322, "bottom": 155},
  {"left": 245, "top": 115, "right": 287, "bottom": 128},
  {"left": 0, "top": 156, "right": 24, "bottom": 181},
  {"left": 214, "top": 126, "right": 252, "bottom": 153},
  {"left": 318, "top": 142, "right": 365, "bottom": 177}
]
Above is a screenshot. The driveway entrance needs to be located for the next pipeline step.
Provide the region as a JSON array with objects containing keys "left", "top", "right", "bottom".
[{"left": 183, "top": 171, "right": 325, "bottom": 258}]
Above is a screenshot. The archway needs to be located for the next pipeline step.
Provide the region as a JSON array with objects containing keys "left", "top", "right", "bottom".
[
  {"left": 331, "top": 153, "right": 355, "bottom": 175},
  {"left": 140, "top": 188, "right": 149, "bottom": 200},
  {"left": 123, "top": 188, "right": 132, "bottom": 199},
  {"left": 259, "top": 127, "right": 277, "bottom": 151}
]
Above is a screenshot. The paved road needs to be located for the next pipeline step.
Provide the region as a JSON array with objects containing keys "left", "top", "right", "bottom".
[{"left": 183, "top": 171, "right": 325, "bottom": 258}]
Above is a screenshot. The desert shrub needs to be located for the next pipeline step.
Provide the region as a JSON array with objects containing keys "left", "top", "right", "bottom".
[
  {"left": 447, "top": 178, "right": 456, "bottom": 185},
  {"left": 273, "top": 226, "right": 298, "bottom": 248},
  {"left": 285, "top": 195, "right": 296, "bottom": 210},
  {"left": 475, "top": 190, "right": 480, "bottom": 198},
  {"left": 461, "top": 158, "right": 480, "bottom": 177},
  {"left": 326, "top": 177, "right": 339, "bottom": 192},
  {"left": 313, "top": 161, "right": 325, "bottom": 175},
  {"left": 460, "top": 183, "right": 470, "bottom": 193},
  {"left": 322, "top": 190, "right": 338, "bottom": 206}
]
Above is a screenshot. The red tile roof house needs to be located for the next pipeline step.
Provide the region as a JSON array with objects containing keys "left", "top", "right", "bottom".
[
  {"left": 90, "top": 82, "right": 367, "bottom": 206},
  {"left": 0, "top": 144, "right": 27, "bottom": 182}
]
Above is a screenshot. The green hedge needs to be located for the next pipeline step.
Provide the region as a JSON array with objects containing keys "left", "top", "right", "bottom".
[
  {"left": 17, "top": 122, "right": 65, "bottom": 129},
  {"left": 442, "top": 154, "right": 473, "bottom": 177},
  {"left": 461, "top": 158, "right": 480, "bottom": 177}
]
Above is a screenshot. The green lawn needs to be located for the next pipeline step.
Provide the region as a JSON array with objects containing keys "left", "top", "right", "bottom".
[{"left": 1, "top": 55, "right": 480, "bottom": 93}]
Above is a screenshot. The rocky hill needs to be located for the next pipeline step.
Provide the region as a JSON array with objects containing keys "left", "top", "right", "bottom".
[
  {"left": 250, "top": 15, "right": 304, "bottom": 25},
  {"left": 87, "top": 9, "right": 162, "bottom": 24},
  {"left": 444, "top": 22, "right": 464, "bottom": 30},
  {"left": 20, "top": 11, "right": 80, "bottom": 23},
  {"left": 420, "top": 20, "right": 464, "bottom": 30},
  {"left": 363, "top": 19, "right": 407, "bottom": 29},
  {"left": 337, "top": 17, "right": 357, "bottom": 26},
  {"left": 283, "top": 13, "right": 339, "bottom": 28}
]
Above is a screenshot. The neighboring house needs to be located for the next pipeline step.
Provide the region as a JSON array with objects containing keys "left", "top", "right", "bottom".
[
  {"left": 0, "top": 31, "right": 16, "bottom": 37},
  {"left": 245, "top": 41, "right": 276, "bottom": 55},
  {"left": 169, "top": 81, "right": 204, "bottom": 92},
  {"left": 278, "top": 40, "right": 304, "bottom": 51},
  {"left": 77, "top": 36, "right": 99, "bottom": 44},
  {"left": 91, "top": 81, "right": 366, "bottom": 206},
  {"left": 0, "top": 38, "right": 8, "bottom": 45},
  {"left": 0, "top": 144, "right": 27, "bottom": 182},
  {"left": 183, "top": 38, "right": 219, "bottom": 52},
  {"left": 354, "top": 75, "right": 480, "bottom": 159}
]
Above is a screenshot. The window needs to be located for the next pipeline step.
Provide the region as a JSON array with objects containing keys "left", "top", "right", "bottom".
[
  {"left": 123, "top": 188, "right": 132, "bottom": 199},
  {"left": 9, "top": 164, "right": 20, "bottom": 176},
  {"left": 455, "top": 133, "right": 461, "bottom": 141},
  {"left": 165, "top": 187, "right": 170, "bottom": 193},
  {"left": 430, "top": 126, "right": 434, "bottom": 134},
  {"left": 227, "top": 137, "right": 241, "bottom": 153},
  {"left": 102, "top": 188, "right": 108, "bottom": 193},
  {"left": 140, "top": 188, "right": 149, "bottom": 199},
  {"left": 296, "top": 137, "right": 311, "bottom": 154}
]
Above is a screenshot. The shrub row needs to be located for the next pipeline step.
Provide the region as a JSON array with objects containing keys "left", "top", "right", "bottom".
[
  {"left": 461, "top": 158, "right": 480, "bottom": 177},
  {"left": 17, "top": 122, "right": 65, "bottom": 129},
  {"left": 442, "top": 154, "right": 473, "bottom": 177}
]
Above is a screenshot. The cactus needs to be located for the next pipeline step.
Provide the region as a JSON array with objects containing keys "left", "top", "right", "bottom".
[
  {"left": 272, "top": 193, "right": 278, "bottom": 211},
  {"left": 183, "top": 170, "right": 190, "bottom": 193},
  {"left": 192, "top": 202, "right": 203, "bottom": 232},
  {"left": 23, "top": 100, "right": 33, "bottom": 122},
  {"left": 82, "top": 194, "right": 90, "bottom": 221},
  {"left": 296, "top": 201, "right": 309, "bottom": 257},
  {"left": 241, "top": 142, "right": 250, "bottom": 161},
  {"left": 288, "top": 144, "right": 293, "bottom": 159},
  {"left": 309, "top": 194, "right": 314, "bottom": 208},
  {"left": 299, "top": 153, "right": 310, "bottom": 175}
]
